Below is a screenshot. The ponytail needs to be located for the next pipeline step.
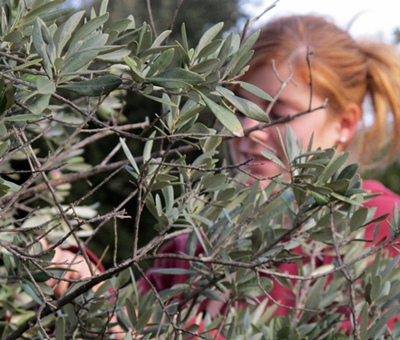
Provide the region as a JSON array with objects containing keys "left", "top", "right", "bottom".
[{"left": 357, "top": 41, "right": 400, "bottom": 165}]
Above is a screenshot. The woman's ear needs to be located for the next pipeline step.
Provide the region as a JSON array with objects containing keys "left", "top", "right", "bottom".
[{"left": 337, "top": 103, "right": 361, "bottom": 145}]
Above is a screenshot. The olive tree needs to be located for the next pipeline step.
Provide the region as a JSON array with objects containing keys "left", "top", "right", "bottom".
[{"left": 0, "top": 1, "right": 399, "bottom": 339}]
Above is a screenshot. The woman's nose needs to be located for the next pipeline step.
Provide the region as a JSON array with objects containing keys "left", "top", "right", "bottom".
[{"left": 241, "top": 117, "right": 270, "bottom": 143}]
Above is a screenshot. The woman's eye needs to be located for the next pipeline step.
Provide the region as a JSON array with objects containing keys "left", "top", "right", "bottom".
[{"left": 269, "top": 111, "right": 283, "bottom": 121}]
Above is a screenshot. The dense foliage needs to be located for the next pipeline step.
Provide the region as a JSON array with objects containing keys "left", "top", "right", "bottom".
[{"left": 0, "top": 0, "right": 399, "bottom": 339}]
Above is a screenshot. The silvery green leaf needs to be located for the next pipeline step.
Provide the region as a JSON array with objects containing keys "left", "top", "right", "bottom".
[
  {"left": 19, "top": 0, "right": 65, "bottom": 26},
  {"left": 99, "top": 0, "right": 109, "bottom": 16},
  {"left": 261, "top": 150, "right": 287, "bottom": 170},
  {"left": 124, "top": 56, "right": 145, "bottom": 82},
  {"left": 317, "top": 152, "right": 349, "bottom": 184},
  {"left": 96, "top": 48, "right": 130, "bottom": 61},
  {"left": 217, "top": 32, "right": 234, "bottom": 67},
  {"left": 136, "top": 23, "right": 152, "bottom": 54},
  {"left": 69, "top": 13, "right": 109, "bottom": 48},
  {"left": 285, "top": 125, "right": 300, "bottom": 163},
  {"left": 55, "top": 316, "right": 65, "bottom": 340},
  {"left": 193, "top": 22, "right": 224, "bottom": 60},
  {"left": 191, "top": 58, "right": 220, "bottom": 74},
  {"left": 198, "top": 92, "right": 243, "bottom": 137},
  {"left": 33, "top": 18, "right": 53, "bottom": 78},
  {"left": 330, "top": 192, "right": 362, "bottom": 206},
  {"left": 181, "top": 23, "right": 189, "bottom": 53},
  {"left": 235, "top": 81, "right": 274, "bottom": 102},
  {"left": 147, "top": 48, "right": 175, "bottom": 77},
  {"left": 162, "top": 185, "right": 174, "bottom": 213},
  {"left": 120, "top": 137, "right": 139, "bottom": 174},
  {"left": 60, "top": 49, "right": 99, "bottom": 75},
  {"left": 142, "top": 93, "right": 177, "bottom": 107},
  {"left": 197, "top": 39, "right": 223, "bottom": 59},
  {"left": 217, "top": 86, "right": 269, "bottom": 123},
  {"left": 230, "top": 50, "right": 254, "bottom": 77},
  {"left": 367, "top": 305, "right": 400, "bottom": 338},
  {"left": 0, "top": 123, "right": 6, "bottom": 136},
  {"left": 36, "top": 76, "right": 55, "bottom": 94},
  {"left": 223, "top": 29, "right": 260, "bottom": 78},
  {"left": 54, "top": 10, "right": 85, "bottom": 58},
  {"left": 143, "top": 131, "right": 155, "bottom": 163},
  {"left": 150, "top": 29, "right": 172, "bottom": 48},
  {"left": 25, "top": 93, "right": 51, "bottom": 115}
]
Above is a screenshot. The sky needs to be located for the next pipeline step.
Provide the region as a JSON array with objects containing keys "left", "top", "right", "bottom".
[{"left": 243, "top": 0, "right": 399, "bottom": 43}]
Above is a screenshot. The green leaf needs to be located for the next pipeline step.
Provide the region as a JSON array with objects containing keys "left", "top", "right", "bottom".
[
  {"left": 223, "top": 29, "right": 260, "bottom": 78},
  {"left": 24, "top": 93, "right": 51, "bottom": 115},
  {"left": 36, "top": 76, "right": 56, "bottom": 94},
  {"left": 54, "top": 10, "right": 85, "bottom": 57},
  {"left": 60, "top": 75, "right": 122, "bottom": 96},
  {"left": 350, "top": 207, "right": 369, "bottom": 232},
  {"left": 0, "top": 142, "right": 9, "bottom": 157},
  {"left": 124, "top": 56, "right": 145, "bottom": 82},
  {"left": 4, "top": 113, "right": 44, "bottom": 122},
  {"left": 32, "top": 18, "right": 53, "bottom": 78},
  {"left": 0, "top": 123, "right": 6, "bottom": 136},
  {"left": 285, "top": 125, "right": 300, "bottom": 163},
  {"left": 121, "top": 142, "right": 140, "bottom": 178},
  {"left": 338, "top": 163, "right": 359, "bottom": 180},
  {"left": 217, "top": 86, "right": 269, "bottom": 123},
  {"left": 193, "top": 22, "right": 224, "bottom": 59},
  {"left": 147, "top": 48, "right": 175, "bottom": 77},
  {"left": 367, "top": 305, "right": 400, "bottom": 338},
  {"left": 198, "top": 91, "right": 243, "bottom": 137},
  {"left": 4, "top": 29, "right": 23, "bottom": 43},
  {"left": 11, "top": 58, "right": 43, "bottom": 71},
  {"left": 150, "top": 29, "right": 172, "bottom": 49},
  {"left": 146, "top": 68, "right": 205, "bottom": 89},
  {"left": 55, "top": 316, "right": 65, "bottom": 340},
  {"left": 60, "top": 49, "right": 99, "bottom": 75},
  {"left": 317, "top": 152, "right": 349, "bottom": 184},
  {"left": 69, "top": 13, "right": 109, "bottom": 48},
  {"left": 143, "top": 131, "right": 155, "bottom": 163},
  {"left": 197, "top": 39, "right": 223, "bottom": 59},
  {"left": 201, "top": 289, "right": 226, "bottom": 302},
  {"left": 191, "top": 58, "right": 220, "bottom": 73},
  {"left": 19, "top": 0, "right": 65, "bottom": 26},
  {"left": 235, "top": 81, "right": 274, "bottom": 102},
  {"left": 261, "top": 150, "right": 287, "bottom": 170}
]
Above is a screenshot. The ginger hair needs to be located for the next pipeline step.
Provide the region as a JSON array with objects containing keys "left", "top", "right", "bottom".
[{"left": 249, "top": 15, "right": 400, "bottom": 166}]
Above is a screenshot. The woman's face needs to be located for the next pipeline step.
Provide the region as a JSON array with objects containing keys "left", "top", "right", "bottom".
[{"left": 229, "top": 63, "right": 343, "bottom": 187}]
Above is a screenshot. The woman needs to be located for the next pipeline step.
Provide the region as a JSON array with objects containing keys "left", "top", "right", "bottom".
[{"left": 139, "top": 15, "right": 400, "bottom": 335}]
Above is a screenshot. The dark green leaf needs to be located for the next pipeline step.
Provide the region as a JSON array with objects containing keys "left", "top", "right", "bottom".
[
  {"left": 60, "top": 74, "right": 122, "bottom": 96},
  {"left": 350, "top": 207, "right": 369, "bottom": 232},
  {"left": 146, "top": 68, "right": 205, "bottom": 89},
  {"left": 4, "top": 30, "right": 23, "bottom": 43}
]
